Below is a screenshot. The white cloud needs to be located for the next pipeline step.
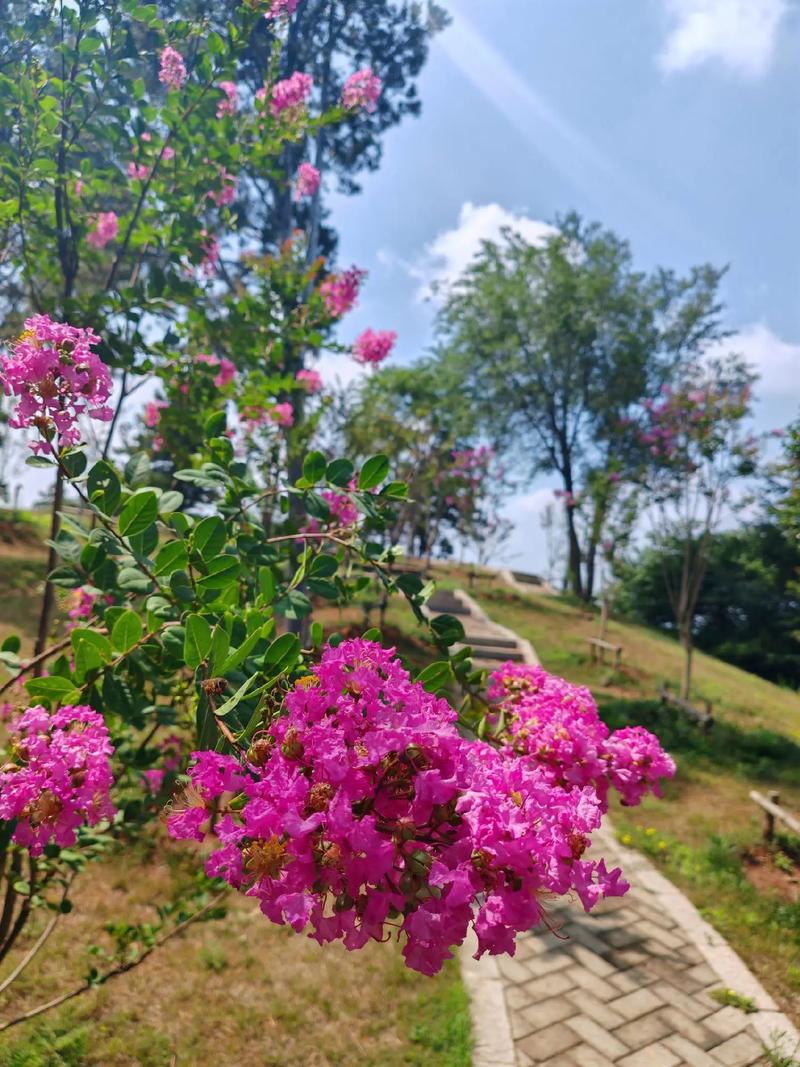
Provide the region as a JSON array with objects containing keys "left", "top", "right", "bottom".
[
  {"left": 413, "top": 202, "right": 556, "bottom": 299},
  {"left": 707, "top": 322, "right": 800, "bottom": 398},
  {"left": 659, "top": 0, "right": 788, "bottom": 77},
  {"left": 313, "top": 351, "right": 368, "bottom": 391}
]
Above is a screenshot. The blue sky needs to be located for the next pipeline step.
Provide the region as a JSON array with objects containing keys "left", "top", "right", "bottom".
[{"left": 325, "top": 0, "right": 800, "bottom": 575}]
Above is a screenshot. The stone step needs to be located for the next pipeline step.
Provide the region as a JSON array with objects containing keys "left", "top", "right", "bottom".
[
  {"left": 461, "top": 633, "right": 518, "bottom": 649},
  {"left": 427, "top": 594, "right": 471, "bottom": 616},
  {"left": 467, "top": 645, "right": 524, "bottom": 662}
]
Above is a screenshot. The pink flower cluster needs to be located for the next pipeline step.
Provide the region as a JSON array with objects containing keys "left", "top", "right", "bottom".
[
  {"left": 294, "top": 162, "right": 321, "bottom": 201},
  {"left": 216, "top": 80, "right": 238, "bottom": 118},
  {"left": 295, "top": 368, "right": 323, "bottom": 394},
  {"left": 270, "top": 71, "right": 313, "bottom": 118},
  {"left": 638, "top": 380, "right": 752, "bottom": 468},
  {"left": 196, "top": 353, "right": 235, "bottom": 389},
  {"left": 159, "top": 46, "right": 187, "bottom": 91},
  {"left": 353, "top": 329, "right": 396, "bottom": 366},
  {"left": 209, "top": 166, "right": 238, "bottom": 208},
  {"left": 341, "top": 68, "right": 382, "bottom": 112},
  {"left": 320, "top": 267, "right": 365, "bottom": 318},
  {"left": 0, "top": 315, "right": 113, "bottom": 452},
  {"left": 164, "top": 641, "right": 674, "bottom": 973},
  {"left": 87, "top": 211, "right": 119, "bottom": 249},
  {"left": 269, "top": 402, "right": 294, "bottom": 428},
  {"left": 144, "top": 398, "right": 168, "bottom": 428},
  {"left": 488, "top": 663, "right": 675, "bottom": 809},
  {"left": 322, "top": 488, "right": 359, "bottom": 527},
  {"left": 0, "top": 705, "right": 115, "bottom": 856},
  {"left": 265, "top": 0, "right": 302, "bottom": 17}
]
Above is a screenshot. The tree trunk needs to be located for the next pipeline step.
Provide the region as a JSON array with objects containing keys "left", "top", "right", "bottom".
[
  {"left": 679, "top": 623, "right": 693, "bottom": 701},
  {"left": 33, "top": 468, "right": 64, "bottom": 666},
  {"left": 564, "top": 505, "right": 584, "bottom": 600},
  {"left": 599, "top": 593, "right": 609, "bottom": 642}
]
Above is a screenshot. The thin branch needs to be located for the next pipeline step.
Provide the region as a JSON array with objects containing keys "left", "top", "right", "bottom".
[{"left": 0, "top": 891, "right": 228, "bottom": 1034}]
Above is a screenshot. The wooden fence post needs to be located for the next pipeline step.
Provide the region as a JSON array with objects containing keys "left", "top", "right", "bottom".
[{"left": 765, "top": 790, "right": 781, "bottom": 842}]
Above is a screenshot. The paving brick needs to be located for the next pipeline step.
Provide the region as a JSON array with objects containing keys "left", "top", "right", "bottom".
[
  {"left": 656, "top": 1006, "right": 718, "bottom": 1050},
  {"left": 506, "top": 984, "right": 533, "bottom": 1012},
  {"left": 517, "top": 1021, "right": 580, "bottom": 1061},
  {"left": 686, "top": 962, "right": 718, "bottom": 986},
  {"left": 566, "top": 989, "right": 625, "bottom": 1029},
  {"left": 662, "top": 1033, "right": 720, "bottom": 1066},
  {"left": 567, "top": 1045, "right": 617, "bottom": 1067},
  {"left": 562, "top": 922, "right": 614, "bottom": 957},
  {"left": 566, "top": 942, "right": 616, "bottom": 978},
  {"left": 703, "top": 1005, "right": 753, "bottom": 1041},
  {"left": 604, "top": 948, "right": 650, "bottom": 971},
  {"left": 612, "top": 1010, "right": 671, "bottom": 1050},
  {"left": 650, "top": 980, "right": 716, "bottom": 1021},
  {"left": 510, "top": 1008, "right": 536, "bottom": 1040},
  {"left": 527, "top": 950, "right": 575, "bottom": 977},
  {"left": 498, "top": 955, "right": 534, "bottom": 984},
  {"left": 566, "top": 1015, "right": 629, "bottom": 1060},
  {"left": 521, "top": 969, "right": 577, "bottom": 1002},
  {"left": 604, "top": 926, "right": 644, "bottom": 950},
  {"left": 618, "top": 1041, "right": 681, "bottom": 1067},
  {"left": 634, "top": 920, "right": 686, "bottom": 951},
  {"left": 564, "top": 966, "right": 619, "bottom": 1002},
  {"left": 520, "top": 995, "right": 575, "bottom": 1032},
  {"left": 610, "top": 967, "right": 656, "bottom": 994},
  {"left": 611, "top": 987, "right": 665, "bottom": 1021},
  {"left": 712, "top": 1030, "right": 765, "bottom": 1066}
]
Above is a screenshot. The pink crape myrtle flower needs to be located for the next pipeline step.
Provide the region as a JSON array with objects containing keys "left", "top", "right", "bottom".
[
  {"left": 294, "top": 162, "right": 320, "bottom": 201},
  {"left": 0, "top": 705, "right": 115, "bottom": 856},
  {"left": 320, "top": 266, "right": 365, "bottom": 318},
  {"left": 295, "top": 368, "right": 323, "bottom": 393},
  {"left": 166, "top": 640, "right": 645, "bottom": 975},
  {"left": 142, "top": 734, "right": 185, "bottom": 795},
  {"left": 74, "top": 179, "right": 85, "bottom": 196},
  {"left": 159, "top": 46, "right": 187, "bottom": 91},
  {"left": 127, "top": 161, "right": 149, "bottom": 181},
  {"left": 87, "top": 211, "right": 119, "bottom": 249},
  {"left": 162, "top": 145, "right": 175, "bottom": 161},
  {"left": 341, "top": 67, "right": 381, "bottom": 112},
  {"left": 353, "top": 328, "right": 396, "bottom": 365},
  {"left": 144, "top": 399, "right": 168, "bottom": 428},
  {"left": 216, "top": 80, "right": 238, "bottom": 118},
  {"left": 270, "top": 71, "right": 313, "bottom": 118},
  {"left": 0, "top": 315, "right": 113, "bottom": 451},
  {"left": 269, "top": 402, "right": 294, "bottom": 427},
  {"left": 265, "top": 0, "right": 302, "bottom": 17},
  {"left": 209, "top": 166, "right": 238, "bottom": 207},
  {"left": 322, "top": 488, "right": 359, "bottom": 527},
  {"left": 488, "top": 663, "right": 675, "bottom": 809},
  {"left": 214, "top": 357, "right": 236, "bottom": 389},
  {"left": 200, "top": 232, "right": 220, "bottom": 278}
]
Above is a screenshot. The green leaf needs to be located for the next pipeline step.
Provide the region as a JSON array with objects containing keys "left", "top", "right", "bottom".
[
  {"left": 169, "top": 570, "right": 194, "bottom": 603},
  {"left": 192, "top": 516, "right": 225, "bottom": 560},
  {"left": 309, "top": 553, "right": 338, "bottom": 578},
  {"left": 153, "top": 540, "right": 188, "bottom": 577},
  {"left": 395, "top": 573, "right": 424, "bottom": 596},
  {"left": 213, "top": 674, "right": 257, "bottom": 718},
  {"left": 111, "top": 611, "right": 143, "bottom": 653},
  {"left": 209, "top": 624, "right": 231, "bottom": 674},
  {"left": 184, "top": 614, "right": 212, "bottom": 670},
  {"left": 119, "top": 490, "right": 158, "bottom": 537},
  {"left": 197, "top": 555, "right": 239, "bottom": 591},
  {"left": 258, "top": 567, "right": 275, "bottom": 602},
  {"left": 430, "top": 614, "right": 466, "bottom": 647},
  {"left": 220, "top": 626, "right": 267, "bottom": 675},
  {"left": 263, "top": 632, "right": 300, "bottom": 677},
  {"left": 302, "top": 451, "right": 327, "bottom": 485},
  {"left": 125, "top": 452, "right": 151, "bottom": 488},
  {"left": 26, "top": 455, "right": 54, "bottom": 468},
  {"left": 87, "top": 461, "right": 121, "bottom": 516},
  {"left": 118, "top": 567, "right": 152, "bottom": 593},
  {"left": 71, "top": 628, "right": 111, "bottom": 680},
  {"left": 307, "top": 577, "right": 338, "bottom": 599},
  {"left": 158, "top": 490, "right": 184, "bottom": 514},
  {"left": 48, "top": 566, "right": 83, "bottom": 589},
  {"left": 205, "top": 410, "right": 227, "bottom": 439},
  {"left": 2, "top": 634, "right": 21, "bottom": 654},
  {"left": 358, "top": 454, "right": 390, "bottom": 491},
  {"left": 61, "top": 449, "right": 87, "bottom": 479},
  {"left": 326, "top": 458, "right": 354, "bottom": 487},
  {"left": 25, "top": 676, "right": 79, "bottom": 703},
  {"left": 310, "top": 621, "right": 323, "bottom": 647},
  {"left": 416, "top": 661, "right": 453, "bottom": 694}
]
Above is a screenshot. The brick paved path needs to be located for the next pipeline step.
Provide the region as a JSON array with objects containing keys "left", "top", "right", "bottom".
[
  {"left": 501, "top": 824, "right": 776, "bottom": 1066},
  {"left": 434, "top": 587, "right": 800, "bottom": 1067}
]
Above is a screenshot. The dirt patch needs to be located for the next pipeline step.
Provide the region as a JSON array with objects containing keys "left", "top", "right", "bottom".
[
  {"left": 742, "top": 844, "right": 800, "bottom": 903},
  {"left": 0, "top": 518, "right": 45, "bottom": 551}
]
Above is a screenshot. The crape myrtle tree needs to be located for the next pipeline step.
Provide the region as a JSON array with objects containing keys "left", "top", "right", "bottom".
[
  {"left": 438, "top": 213, "right": 727, "bottom": 601},
  {"left": 341, "top": 354, "right": 512, "bottom": 562},
  {"left": 635, "top": 355, "right": 758, "bottom": 700},
  {"left": 0, "top": 1, "right": 676, "bottom": 1036}
]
